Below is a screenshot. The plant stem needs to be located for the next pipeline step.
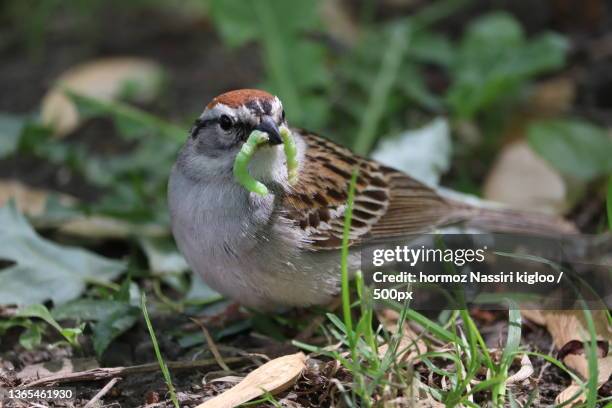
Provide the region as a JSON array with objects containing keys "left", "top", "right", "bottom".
[
  {"left": 353, "top": 24, "right": 410, "bottom": 155},
  {"left": 141, "top": 293, "right": 179, "bottom": 408},
  {"left": 341, "top": 170, "right": 358, "bottom": 345}
]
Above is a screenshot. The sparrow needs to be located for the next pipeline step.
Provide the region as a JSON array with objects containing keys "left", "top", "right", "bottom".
[{"left": 168, "top": 89, "right": 576, "bottom": 310}]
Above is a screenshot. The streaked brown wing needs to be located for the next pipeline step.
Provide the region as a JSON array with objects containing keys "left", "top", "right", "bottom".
[{"left": 280, "top": 129, "right": 461, "bottom": 250}]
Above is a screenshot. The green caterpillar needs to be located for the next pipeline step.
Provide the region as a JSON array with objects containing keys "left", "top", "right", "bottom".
[
  {"left": 233, "top": 127, "right": 299, "bottom": 196},
  {"left": 281, "top": 126, "right": 299, "bottom": 185}
]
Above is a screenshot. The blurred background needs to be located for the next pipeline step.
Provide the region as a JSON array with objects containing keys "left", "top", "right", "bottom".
[
  {"left": 1, "top": 0, "right": 611, "bottom": 234},
  {"left": 1, "top": 1, "right": 611, "bottom": 405}
]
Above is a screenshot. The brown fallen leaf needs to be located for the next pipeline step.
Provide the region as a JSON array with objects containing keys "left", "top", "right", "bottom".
[
  {"left": 527, "top": 76, "right": 575, "bottom": 117},
  {"left": 319, "top": 0, "right": 359, "bottom": 46},
  {"left": 196, "top": 352, "right": 306, "bottom": 408},
  {"left": 483, "top": 75, "right": 579, "bottom": 216},
  {"left": 555, "top": 355, "right": 612, "bottom": 407},
  {"left": 57, "top": 215, "right": 166, "bottom": 239},
  {"left": 0, "top": 180, "right": 75, "bottom": 217},
  {"left": 0, "top": 178, "right": 166, "bottom": 240},
  {"left": 505, "top": 354, "right": 534, "bottom": 384},
  {"left": 483, "top": 141, "right": 569, "bottom": 215},
  {"left": 41, "top": 57, "right": 164, "bottom": 137},
  {"left": 521, "top": 309, "right": 612, "bottom": 405}
]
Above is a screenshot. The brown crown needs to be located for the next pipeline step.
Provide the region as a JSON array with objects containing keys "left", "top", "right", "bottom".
[{"left": 207, "top": 89, "right": 275, "bottom": 109}]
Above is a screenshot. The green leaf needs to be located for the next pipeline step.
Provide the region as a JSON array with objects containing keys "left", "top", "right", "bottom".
[
  {"left": 140, "top": 237, "right": 189, "bottom": 275},
  {"left": 208, "top": 0, "right": 329, "bottom": 128},
  {"left": 66, "top": 91, "right": 185, "bottom": 142},
  {"left": 397, "top": 64, "right": 443, "bottom": 112},
  {"left": 527, "top": 119, "right": 612, "bottom": 181},
  {"left": 92, "top": 307, "right": 139, "bottom": 358},
  {"left": 0, "top": 317, "right": 30, "bottom": 335},
  {"left": 52, "top": 299, "right": 135, "bottom": 322},
  {"left": 185, "top": 274, "right": 222, "bottom": 305},
  {"left": 17, "top": 304, "right": 82, "bottom": 346},
  {"left": 19, "top": 324, "right": 43, "bottom": 350},
  {"left": 409, "top": 31, "right": 455, "bottom": 67},
  {"left": 208, "top": 0, "right": 259, "bottom": 47},
  {"left": 51, "top": 298, "right": 138, "bottom": 356},
  {"left": 0, "top": 113, "right": 25, "bottom": 158},
  {"left": 0, "top": 203, "right": 125, "bottom": 306},
  {"left": 446, "top": 12, "right": 568, "bottom": 118}
]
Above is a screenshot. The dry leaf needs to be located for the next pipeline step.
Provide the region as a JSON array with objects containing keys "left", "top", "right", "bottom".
[
  {"left": 0, "top": 180, "right": 75, "bottom": 216},
  {"left": 0, "top": 180, "right": 165, "bottom": 239},
  {"left": 555, "top": 383, "right": 586, "bottom": 406},
  {"left": 555, "top": 355, "right": 612, "bottom": 406},
  {"left": 542, "top": 310, "right": 611, "bottom": 348},
  {"left": 519, "top": 309, "right": 547, "bottom": 326},
  {"left": 57, "top": 215, "right": 165, "bottom": 239},
  {"left": 527, "top": 76, "right": 575, "bottom": 117},
  {"left": 319, "top": 0, "right": 359, "bottom": 46},
  {"left": 196, "top": 352, "right": 306, "bottom": 408},
  {"left": 483, "top": 76, "right": 578, "bottom": 215},
  {"left": 521, "top": 309, "right": 612, "bottom": 405},
  {"left": 41, "top": 57, "right": 163, "bottom": 137},
  {"left": 505, "top": 354, "right": 534, "bottom": 384},
  {"left": 483, "top": 141, "right": 569, "bottom": 215}
]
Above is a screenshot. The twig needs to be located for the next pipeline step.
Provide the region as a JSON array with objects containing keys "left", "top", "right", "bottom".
[
  {"left": 536, "top": 343, "right": 556, "bottom": 384},
  {"left": 190, "top": 318, "right": 231, "bottom": 372},
  {"left": 84, "top": 377, "right": 121, "bottom": 408},
  {"left": 24, "top": 357, "right": 247, "bottom": 387}
]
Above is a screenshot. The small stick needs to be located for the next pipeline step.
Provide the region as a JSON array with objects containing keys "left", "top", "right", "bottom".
[
  {"left": 24, "top": 357, "right": 247, "bottom": 387},
  {"left": 84, "top": 377, "right": 121, "bottom": 408},
  {"left": 190, "top": 318, "right": 231, "bottom": 372}
]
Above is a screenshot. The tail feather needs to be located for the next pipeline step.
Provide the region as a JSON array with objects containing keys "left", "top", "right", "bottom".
[{"left": 456, "top": 205, "right": 578, "bottom": 235}]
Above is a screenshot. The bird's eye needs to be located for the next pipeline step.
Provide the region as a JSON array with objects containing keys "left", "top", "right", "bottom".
[
  {"left": 281, "top": 110, "right": 286, "bottom": 121},
  {"left": 219, "top": 115, "right": 233, "bottom": 131}
]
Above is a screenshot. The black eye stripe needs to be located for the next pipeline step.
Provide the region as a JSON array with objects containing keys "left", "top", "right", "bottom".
[{"left": 190, "top": 118, "right": 225, "bottom": 138}]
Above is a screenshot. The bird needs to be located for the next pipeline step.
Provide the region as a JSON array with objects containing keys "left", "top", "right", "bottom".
[{"left": 168, "top": 89, "right": 576, "bottom": 310}]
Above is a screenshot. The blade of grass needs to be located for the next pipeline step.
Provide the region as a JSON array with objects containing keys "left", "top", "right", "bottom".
[
  {"left": 580, "top": 307, "right": 599, "bottom": 408},
  {"left": 607, "top": 175, "right": 612, "bottom": 231},
  {"left": 141, "top": 293, "right": 179, "bottom": 408},
  {"left": 252, "top": 0, "right": 300, "bottom": 123},
  {"left": 495, "top": 305, "right": 522, "bottom": 406},
  {"left": 353, "top": 24, "right": 410, "bottom": 155},
  {"left": 65, "top": 90, "right": 185, "bottom": 142},
  {"left": 339, "top": 169, "right": 368, "bottom": 406},
  {"left": 382, "top": 300, "right": 460, "bottom": 344},
  {"left": 340, "top": 170, "right": 359, "bottom": 347}
]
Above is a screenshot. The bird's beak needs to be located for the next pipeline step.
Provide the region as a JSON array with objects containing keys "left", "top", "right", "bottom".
[{"left": 255, "top": 116, "right": 283, "bottom": 145}]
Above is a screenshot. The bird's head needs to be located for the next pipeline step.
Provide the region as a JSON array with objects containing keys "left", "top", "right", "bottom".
[{"left": 178, "top": 89, "right": 289, "bottom": 181}]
